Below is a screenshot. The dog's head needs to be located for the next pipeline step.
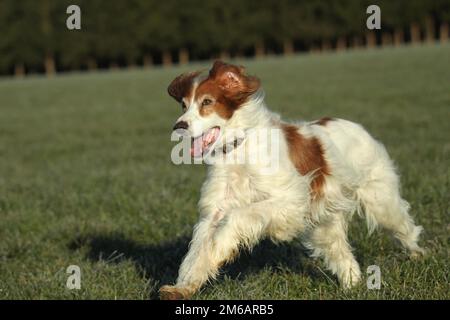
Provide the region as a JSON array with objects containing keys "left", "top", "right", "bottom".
[{"left": 168, "top": 60, "right": 260, "bottom": 158}]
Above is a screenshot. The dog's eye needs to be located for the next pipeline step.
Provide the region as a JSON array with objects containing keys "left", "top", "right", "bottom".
[
  {"left": 201, "top": 99, "right": 212, "bottom": 107},
  {"left": 181, "top": 102, "right": 187, "bottom": 112}
]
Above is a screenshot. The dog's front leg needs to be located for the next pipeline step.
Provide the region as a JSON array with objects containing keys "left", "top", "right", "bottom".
[
  {"left": 159, "top": 213, "right": 221, "bottom": 300},
  {"left": 159, "top": 205, "right": 270, "bottom": 300}
]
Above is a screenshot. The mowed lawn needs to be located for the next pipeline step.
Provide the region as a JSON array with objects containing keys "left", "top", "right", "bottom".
[{"left": 0, "top": 44, "right": 449, "bottom": 300}]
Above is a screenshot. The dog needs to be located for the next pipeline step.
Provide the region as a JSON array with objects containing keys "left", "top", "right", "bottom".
[{"left": 159, "top": 60, "right": 424, "bottom": 300}]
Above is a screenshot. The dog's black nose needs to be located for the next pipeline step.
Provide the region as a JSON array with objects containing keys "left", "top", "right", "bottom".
[{"left": 173, "top": 121, "right": 189, "bottom": 131}]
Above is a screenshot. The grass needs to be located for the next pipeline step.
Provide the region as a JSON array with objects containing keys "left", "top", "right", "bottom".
[{"left": 0, "top": 44, "right": 449, "bottom": 300}]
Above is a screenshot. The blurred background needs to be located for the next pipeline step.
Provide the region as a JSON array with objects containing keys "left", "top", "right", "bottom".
[{"left": 1, "top": 0, "right": 450, "bottom": 77}]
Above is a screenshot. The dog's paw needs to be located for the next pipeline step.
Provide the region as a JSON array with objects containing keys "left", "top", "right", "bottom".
[
  {"left": 339, "top": 266, "right": 362, "bottom": 290},
  {"left": 159, "top": 285, "right": 192, "bottom": 300},
  {"left": 409, "top": 246, "right": 426, "bottom": 260}
]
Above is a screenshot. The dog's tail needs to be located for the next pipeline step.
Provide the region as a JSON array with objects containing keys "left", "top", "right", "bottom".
[{"left": 356, "top": 163, "right": 424, "bottom": 256}]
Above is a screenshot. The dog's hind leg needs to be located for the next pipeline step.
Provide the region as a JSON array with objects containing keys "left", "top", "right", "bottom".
[
  {"left": 304, "top": 214, "right": 361, "bottom": 289},
  {"left": 357, "top": 166, "right": 424, "bottom": 257}
]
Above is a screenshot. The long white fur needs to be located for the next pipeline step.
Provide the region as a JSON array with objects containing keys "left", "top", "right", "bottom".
[{"left": 169, "top": 88, "right": 424, "bottom": 295}]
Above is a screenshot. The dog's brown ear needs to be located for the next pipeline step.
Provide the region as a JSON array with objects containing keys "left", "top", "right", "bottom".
[
  {"left": 168, "top": 71, "right": 200, "bottom": 102},
  {"left": 209, "top": 60, "right": 260, "bottom": 103}
]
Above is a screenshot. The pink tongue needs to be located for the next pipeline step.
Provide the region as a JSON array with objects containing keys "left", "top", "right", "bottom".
[
  {"left": 191, "top": 136, "right": 204, "bottom": 158},
  {"left": 190, "top": 128, "right": 219, "bottom": 158}
]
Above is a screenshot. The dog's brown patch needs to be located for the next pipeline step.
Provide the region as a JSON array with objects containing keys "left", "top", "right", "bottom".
[
  {"left": 199, "top": 104, "right": 215, "bottom": 117},
  {"left": 195, "top": 61, "right": 260, "bottom": 119},
  {"left": 195, "top": 79, "right": 236, "bottom": 119},
  {"left": 314, "top": 117, "right": 334, "bottom": 126},
  {"left": 282, "top": 124, "right": 329, "bottom": 196},
  {"left": 167, "top": 71, "right": 201, "bottom": 102}
]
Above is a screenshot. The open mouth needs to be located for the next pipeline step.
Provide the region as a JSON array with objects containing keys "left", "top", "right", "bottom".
[{"left": 191, "top": 126, "right": 221, "bottom": 158}]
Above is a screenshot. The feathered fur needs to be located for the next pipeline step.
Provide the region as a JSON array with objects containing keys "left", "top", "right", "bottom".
[{"left": 159, "top": 61, "right": 424, "bottom": 300}]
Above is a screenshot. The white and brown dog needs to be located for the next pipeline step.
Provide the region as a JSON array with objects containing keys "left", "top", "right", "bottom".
[{"left": 160, "top": 61, "right": 424, "bottom": 299}]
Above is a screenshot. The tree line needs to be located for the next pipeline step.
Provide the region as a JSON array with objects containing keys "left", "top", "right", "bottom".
[{"left": 0, "top": 0, "right": 449, "bottom": 76}]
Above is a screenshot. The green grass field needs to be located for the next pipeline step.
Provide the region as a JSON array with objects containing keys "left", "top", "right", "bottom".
[{"left": 0, "top": 44, "right": 449, "bottom": 300}]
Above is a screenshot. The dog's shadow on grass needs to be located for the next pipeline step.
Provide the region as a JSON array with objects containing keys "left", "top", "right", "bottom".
[{"left": 68, "top": 233, "right": 321, "bottom": 299}]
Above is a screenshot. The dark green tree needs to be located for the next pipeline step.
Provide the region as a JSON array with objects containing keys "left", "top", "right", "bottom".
[{"left": 0, "top": 0, "right": 41, "bottom": 75}]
